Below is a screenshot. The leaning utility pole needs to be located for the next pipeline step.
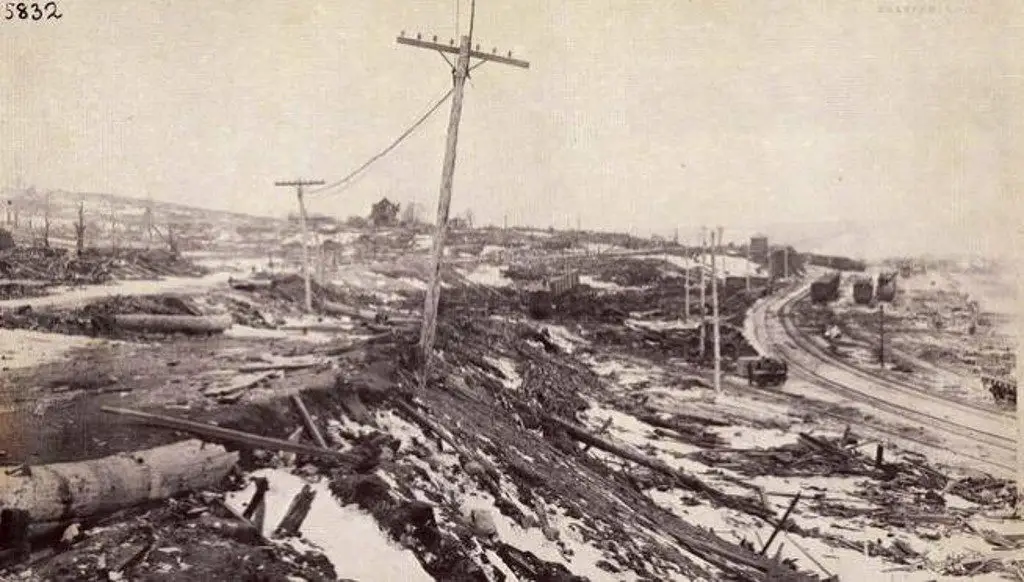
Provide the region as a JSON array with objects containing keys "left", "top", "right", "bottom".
[
  {"left": 397, "top": 23, "right": 529, "bottom": 387},
  {"left": 275, "top": 179, "right": 325, "bottom": 313},
  {"left": 712, "top": 226, "right": 723, "bottom": 393}
]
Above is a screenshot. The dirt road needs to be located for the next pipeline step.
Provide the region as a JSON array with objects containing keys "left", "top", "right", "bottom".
[{"left": 748, "top": 283, "right": 1015, "bottom": 477}]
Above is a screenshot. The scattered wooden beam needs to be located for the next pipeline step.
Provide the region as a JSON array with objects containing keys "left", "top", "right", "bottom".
[
  {"left": 279, "top": 323, "right": 355, "bottom": 333},
  {"left": 290, "top": 394, "right": 328, "bottom": 448},
  {"left": 203, "top": 371, "right": 275, "bottom": 399},
  {"left": 544, "top": 413, "right": 774, "bottom": 521},
  {"left": 238, "top": 361, "right": 324, "bottom": 373},
  {"left": 101, "top": 406, "right": 347, "bottom": 463},
  {"left": 761, "top": 492, "right": 801, "bottom": 555}
]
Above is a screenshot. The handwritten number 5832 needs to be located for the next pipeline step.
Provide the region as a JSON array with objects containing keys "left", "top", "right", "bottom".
[{"left": 3, "top": 2, "right": 62, "bottom": 19}]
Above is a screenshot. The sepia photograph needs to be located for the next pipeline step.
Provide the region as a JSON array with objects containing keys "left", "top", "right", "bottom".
[{"left": 0, "top": 1, "right": 1020, "bottom": 580}]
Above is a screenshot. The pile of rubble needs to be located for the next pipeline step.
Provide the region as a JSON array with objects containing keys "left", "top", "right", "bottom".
[
  {"left": 590, "top": 257, "right": 681, "bottom": 287},
  {"left": 1, "top": 488, "right": 338, "bottom": 581},
  {"left": 0, "top": 248, "right": 206, "bottom": 289}
]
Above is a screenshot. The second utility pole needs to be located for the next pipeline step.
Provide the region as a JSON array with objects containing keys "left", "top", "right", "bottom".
[
  {"left": 275, "top": 179, "right": 325, "bottom": 313},
  {"left": 397, "top": 29, "right": 529, "bottom": 388}
]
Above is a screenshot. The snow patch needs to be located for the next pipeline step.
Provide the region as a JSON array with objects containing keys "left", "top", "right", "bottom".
[
  {"left": 226, "top": 469, "right": 433, "bottom": 582},
  {"left": 462, "top": 264, "right": 512, "bottom": 288}
]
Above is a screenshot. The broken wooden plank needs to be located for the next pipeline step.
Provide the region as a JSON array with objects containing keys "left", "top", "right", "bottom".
[
  {"left": 101, "top": 406, "right": 348, "bottom": 463},
  {"left": 273, "top": 484, "right": 315, "bottom": 538},
  {"left": 290, "top": 394, "right": 328, "bottom": 449}
]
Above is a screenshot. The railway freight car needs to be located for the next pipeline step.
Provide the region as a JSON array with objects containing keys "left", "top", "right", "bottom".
[
  {"left": 810, "top": 271, "right": 841, "bottom": 303},
  {"left": 852, "top": 276, "right": 874, "bottom": 305},
  {"left": 876, "top": 271, "right": 897, "bottom": 302}
]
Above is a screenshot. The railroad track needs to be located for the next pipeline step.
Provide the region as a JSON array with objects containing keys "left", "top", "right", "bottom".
[
  {"left": 779, "top": 291, "right": 1011, "bottom": 425},
  {"left": 762, "top": 288, "right": 1014, "bottom": 473}
]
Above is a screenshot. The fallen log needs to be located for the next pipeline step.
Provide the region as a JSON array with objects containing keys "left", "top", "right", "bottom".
[
  {"left": 0, "top": 440, "right": 238, "bottom": 527},
  {"left": 229, "top": 278, "right": 274, "bottom": 291},
  {"left": 111, "top": 314, "right": 233, "bottom": 335},
  {"left": 321, "top": 301, "right": 377, "bottom": 321},
  {"left": 238, "top": 361, "right": 324, "bottom": 373},
  {"left": 545, "top": 413, "right": 775, "bottom": 521},
  {"left": 101, "top": 406, "right": 349, "bottom": 463}
]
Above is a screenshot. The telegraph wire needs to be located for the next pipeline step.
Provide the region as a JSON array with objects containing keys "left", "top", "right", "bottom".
[{"left": 308, "top": 87, "right": 455, "bottom": 197}]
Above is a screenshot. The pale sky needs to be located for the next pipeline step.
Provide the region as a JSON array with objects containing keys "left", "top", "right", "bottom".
[{"left": 1, "top": 1, "right": 1020, "bottom": 259}]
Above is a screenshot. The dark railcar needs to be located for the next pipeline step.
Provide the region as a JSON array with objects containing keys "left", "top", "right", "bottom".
[
  {"left": 852, "top": 276, "right": 874, "bottom": 305},
  {"left": 810, "top": 271, "right": 841, "bottom": 303},
  {"left": 876, "top": 271, "right": 897, "bottom": 302}
]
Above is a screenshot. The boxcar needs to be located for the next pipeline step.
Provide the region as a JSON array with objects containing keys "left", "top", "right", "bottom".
[
  {"left": 876, "top": 271, "right": 897, "bottom": 302},
  {"left": 810, "top": 272, "right": 841, "bottom": 303},
  {"left": 852, "top": 276, "right": 874, "bottom": 305}
]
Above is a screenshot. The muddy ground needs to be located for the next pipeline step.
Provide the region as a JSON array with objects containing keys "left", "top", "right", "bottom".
[{"left": 2, "top": 252, "right": 1023, "bottom": 581}]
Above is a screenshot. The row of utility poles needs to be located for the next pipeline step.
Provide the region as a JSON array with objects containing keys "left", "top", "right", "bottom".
[{"left": 682, "top": 226, "right": 725, "bottom": 394}]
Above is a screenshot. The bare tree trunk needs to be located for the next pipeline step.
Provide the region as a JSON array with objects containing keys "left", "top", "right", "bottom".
[{"left": 75, "top": 202, "right": 86, "bottom": 256}]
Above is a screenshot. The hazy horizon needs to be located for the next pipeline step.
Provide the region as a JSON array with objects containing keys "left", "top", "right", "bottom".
[{"left": 2, "top": 1, "right": 1020, "bottom": 262}]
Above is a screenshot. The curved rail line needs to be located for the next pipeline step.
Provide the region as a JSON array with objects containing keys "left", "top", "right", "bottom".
[
  {"left": 765, "top": 289, "right": 1014, "bottom": 472},
  {"left": 780, "top": 291, "right": 1011, "bottom": 426},
  {"left": 790, "top": 296, "right": 1011, "bottom": 420}
]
